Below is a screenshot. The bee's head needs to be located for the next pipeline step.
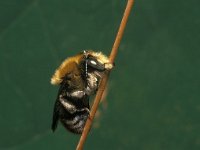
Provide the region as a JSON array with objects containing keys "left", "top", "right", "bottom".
[{"left": 82, "top": 50, "right": 113, "bottom": 72}]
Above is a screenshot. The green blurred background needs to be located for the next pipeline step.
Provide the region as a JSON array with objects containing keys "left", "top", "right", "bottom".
[{"left": 0, "top": 0, "right": 200, "bottom": 149}]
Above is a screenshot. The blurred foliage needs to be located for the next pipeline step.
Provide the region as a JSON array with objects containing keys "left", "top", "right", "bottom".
[{"left": 0, "top": 0, "right": 200, "bottom": 150}]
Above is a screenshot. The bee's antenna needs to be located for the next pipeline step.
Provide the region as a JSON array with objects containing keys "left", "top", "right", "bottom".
[
  {"left": 83, "top": 50, "right": 86, "bottom": 55},
  {"left": 83, "top": 50, "right": 88, "bottom": 83}
]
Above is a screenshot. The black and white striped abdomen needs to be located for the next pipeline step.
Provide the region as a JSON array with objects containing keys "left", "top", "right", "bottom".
[
  {"left": 60, "top": 108, "right": 89, "bottom": 134},
  {"left": 51, "top": 74, "right": 92, "bottom": 134},
  {"left": 56, "top": 94, "right": 89, "bottom": 134}
]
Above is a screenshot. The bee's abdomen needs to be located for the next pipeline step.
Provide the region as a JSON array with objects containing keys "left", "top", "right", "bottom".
[{"left": 61, "top": 109, "right": 89, "bottom": 134}]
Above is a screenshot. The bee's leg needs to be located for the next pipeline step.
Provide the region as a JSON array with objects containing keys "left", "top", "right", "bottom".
[{"left": 76, "top": 108, "right": 91, "bottom": 122}]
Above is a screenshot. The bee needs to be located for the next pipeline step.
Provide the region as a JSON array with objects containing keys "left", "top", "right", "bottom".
[{"left": 51, "top": 50, "right": 113, "bottom": 134}]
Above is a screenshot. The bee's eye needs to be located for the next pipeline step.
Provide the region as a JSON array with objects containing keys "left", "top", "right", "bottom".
[
  {"left": 87, "top": 59, "right": 105, "bottom": 71},
  {"left": 90, "top": 60, "right": 97, "bottom": 66}
]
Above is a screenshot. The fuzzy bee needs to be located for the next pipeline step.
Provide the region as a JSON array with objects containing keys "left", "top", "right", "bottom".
[{"left": 51, "top": 50, "right": 113, "bottom": 134}]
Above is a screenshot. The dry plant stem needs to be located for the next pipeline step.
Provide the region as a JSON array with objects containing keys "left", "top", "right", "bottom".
[{"left": 76, "top": 0, "right": 135, "bottom": 150}]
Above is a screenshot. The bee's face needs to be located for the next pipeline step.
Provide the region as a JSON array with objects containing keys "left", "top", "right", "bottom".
[
  {"left": 83, "top": 50, "right": 112, "bottom": 72},
  {"left": 86, "top": 55, "right": 105, "bottom": 71}
]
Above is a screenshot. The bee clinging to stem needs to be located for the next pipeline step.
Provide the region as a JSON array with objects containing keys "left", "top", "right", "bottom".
[{"left": 51, "top": 50, "right": 113, "bottom": 134}]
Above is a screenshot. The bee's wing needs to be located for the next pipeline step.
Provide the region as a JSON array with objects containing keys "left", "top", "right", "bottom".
[
  {"left": 52, "top": 81, "right": 67, "bottom": 132},
  {"left": 51, "top": 99, "right": 61, "bottom": 132}
]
